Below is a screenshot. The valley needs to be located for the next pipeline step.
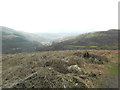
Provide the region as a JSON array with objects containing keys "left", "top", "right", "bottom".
[
  {"left": 0, "top": 26, "right": 119, "bottom": 88},
  {"left": 0, "top": 0, "right": 119, "bottom": 88}
]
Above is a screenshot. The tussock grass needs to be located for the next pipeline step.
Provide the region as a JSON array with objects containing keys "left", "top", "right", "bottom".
[{"left": 2, "top": 50, "right": 118, "bottom": 88}]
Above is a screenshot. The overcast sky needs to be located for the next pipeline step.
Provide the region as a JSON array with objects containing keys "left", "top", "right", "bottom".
[{"left": 0, "top": 0, "right": 119, "bottom": 33}]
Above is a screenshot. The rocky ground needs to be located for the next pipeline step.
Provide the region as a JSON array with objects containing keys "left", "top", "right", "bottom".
[{"left": 1, "top": 50, "right": 118, "bottom": 88}]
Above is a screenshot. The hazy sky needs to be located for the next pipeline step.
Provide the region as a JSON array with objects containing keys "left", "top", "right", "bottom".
[{"left": 0, "top": 0, "right": 119, "bottom": 33}]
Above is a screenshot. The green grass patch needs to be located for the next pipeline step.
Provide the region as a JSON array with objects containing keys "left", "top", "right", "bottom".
[
  {"left": 118, "top": 55, "right": 120, "bottom": 59},
  {"left": 89, "top": 46, "right": 98, "bottom": 48},
  {"left": 94, "top": 62, "right": 118, "bottom": 88},
  {"left": 89, "top": 46, "right": 103, "bottom": 50},
  {"left": 69, "top": 45, "right": 86, "bottom": 48},
  {"left": 64, "top": 45, "right": 118, "bottom": 50},
  {"left": 64, "top": 45, "right": 86, "bottom": 49},
  {"left": 107, "top": 62, "right": 118, "bottom": 76}
]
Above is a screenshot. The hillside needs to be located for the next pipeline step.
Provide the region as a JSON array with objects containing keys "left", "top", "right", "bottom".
[
  {"left": 43, "top": 29, "right": 119, "bottom": 50},
  {"left": 2, "top": 50, "right": 118, "bottom": 88},
  {"left": 1, "top": 26, "right": 45, "bottom": 54},
  {"left": 1, "top": 27, "right": 119, "bottom": 88},
  {"left": 1, "top": 26, "right": 82, "bottom": 53}
]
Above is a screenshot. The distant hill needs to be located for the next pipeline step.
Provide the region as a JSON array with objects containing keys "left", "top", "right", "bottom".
[
  {"left": 42, "top": 29, "right": 119, "bottom": 50},
  {"left": 1, "top": 27, "right": 119, "bottom": 53},
  {"left": 1, "top": 26, "right": 45, "bottom": 54},
  {"left": 1, "top": 26, "right": 81, "bottom": 53}
]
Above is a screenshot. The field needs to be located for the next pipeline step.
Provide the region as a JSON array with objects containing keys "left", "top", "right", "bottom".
[
  {"left": 1, "top": 50, "right": 119, "bottom": 88},
  {"left": 63, "top": 45, "right": 118, "bottom": 50}
]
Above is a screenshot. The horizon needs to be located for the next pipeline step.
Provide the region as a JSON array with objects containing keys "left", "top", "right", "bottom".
[
  {"left": 0, "top": 0, "right": 119, "bottom": 33},
  {"left": 1, "top": 26, "right": 115, "bottom": 34}
]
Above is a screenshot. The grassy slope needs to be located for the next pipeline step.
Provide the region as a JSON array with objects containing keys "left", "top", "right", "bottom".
[
  {"left": 94, "top": 50, "right": 118, "bottom": 88},
  {"left": 2, "top": 50, "right": 118, "bottom": 88},
  {"left": 47, "top": 30, "right": 119, "bottom": 50},
  {"left": 2, "top": 26, "right": 44, "bottom": 54}
]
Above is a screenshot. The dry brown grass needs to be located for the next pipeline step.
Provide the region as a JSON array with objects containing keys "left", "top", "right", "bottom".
[{"left": 2, "top": 50, "right": 118, "bottom": 88}]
